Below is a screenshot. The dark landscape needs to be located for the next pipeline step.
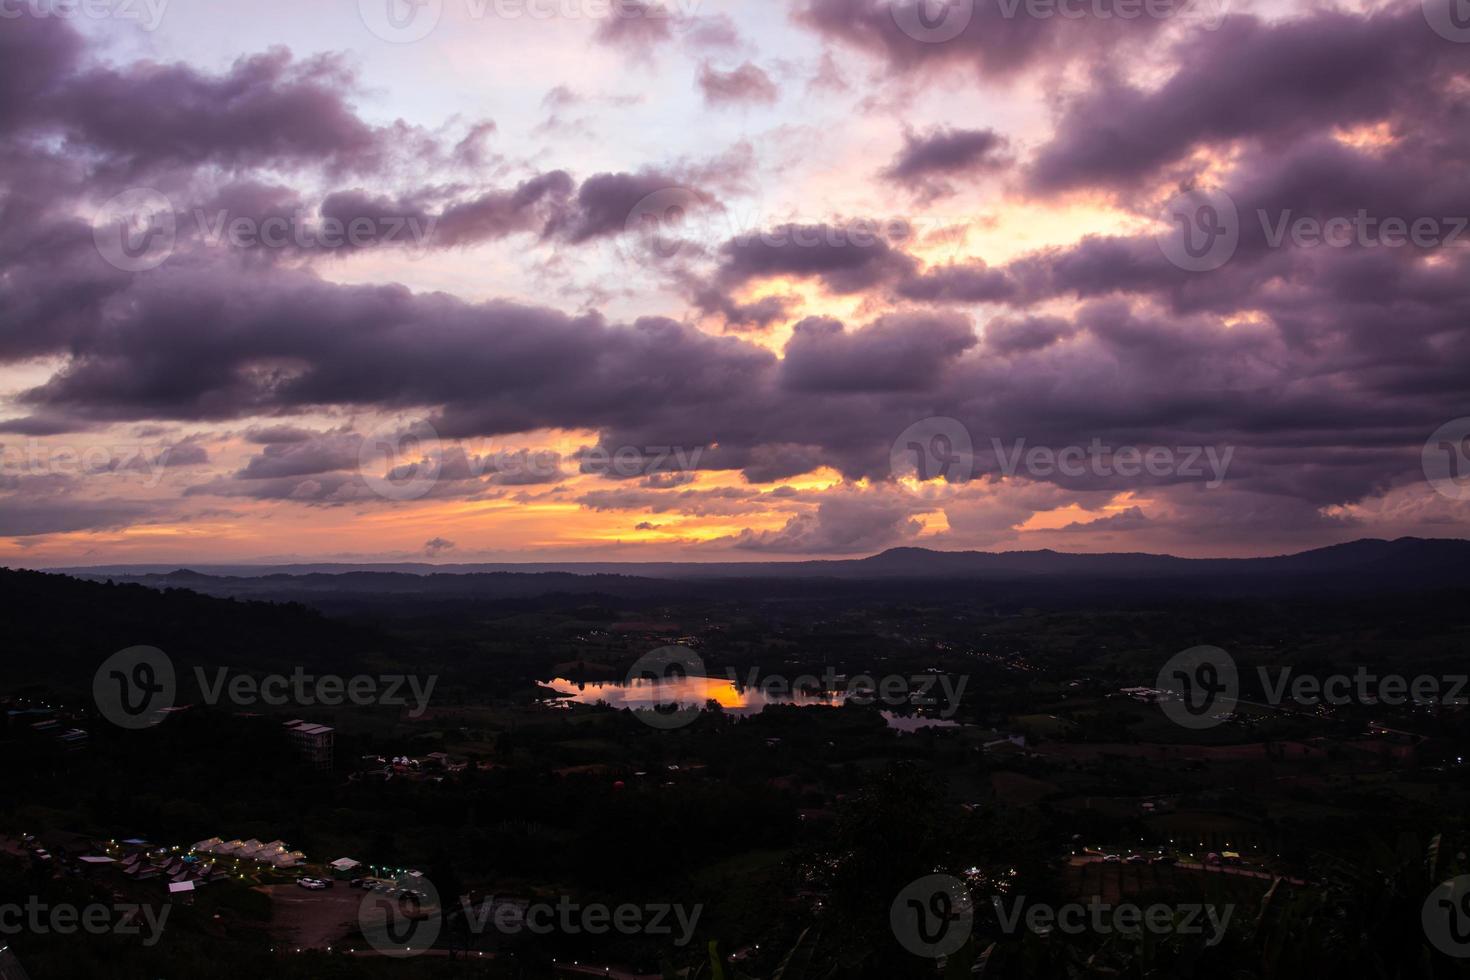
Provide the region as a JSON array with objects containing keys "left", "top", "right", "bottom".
[{"left": 5, "top": 538, "right": 1470, "bottom": 977}]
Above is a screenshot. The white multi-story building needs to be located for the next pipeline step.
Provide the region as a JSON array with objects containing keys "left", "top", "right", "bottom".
[{"left": 283, "top": 719, "right": 334, "bottom": 770}]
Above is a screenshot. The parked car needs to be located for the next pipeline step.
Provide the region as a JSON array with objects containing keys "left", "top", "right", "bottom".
[
  {"left": 1151, "top": 854, "right": 1177, "bottom": 865},
  {"left": 1125, "top": 854, "right": 1148, "bottom": 865},
  {"left": 1102, "top": 854, "right": 1122, "bottom": 864},
  {"left": 297, "top": 877, "right": 329, "bottom": 890},
  {"left": 349, "top": 877, "right": 365, "bottom": 888}
]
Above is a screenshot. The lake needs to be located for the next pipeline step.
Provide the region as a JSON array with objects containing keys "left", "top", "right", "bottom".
[{"left": 543, "top": 677, "right": 964, "bottom": 730}]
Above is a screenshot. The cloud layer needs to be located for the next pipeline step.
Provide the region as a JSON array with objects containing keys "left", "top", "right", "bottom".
[{"left": 1, "top": 5, "right": 1467, "bottom": 562}]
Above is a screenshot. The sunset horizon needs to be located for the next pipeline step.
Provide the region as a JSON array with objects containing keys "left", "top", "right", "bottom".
[{"left": 4, "top": 1, "right": 1469, "bottom": 568}]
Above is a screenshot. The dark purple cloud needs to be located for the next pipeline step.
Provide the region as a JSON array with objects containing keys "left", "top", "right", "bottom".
[
  {"left": 797, "top": 0, "right": 1170, "bottom": 79},
  {"left": 0, "top": 498, "right": 163, "bottom": 537},
  {"left": 549, "top": 170, "right": 717, "bottom": 244},
  {"left": 897, "top": 259, "right": 1015, "bottom": 303},
  {"left": 780, "top": 313, "right": 976, "bottom": 392},
  {"left": 984, "top": 315, "right": 1076, "bottom": 354},
  {"left": 452, "top": 121, "right": 498, "bottom": 168},
  {"left": 692, "top": 288, "right": 794, "bottom": 331},
  {"left": 1029, "top": 9, "right": 1445, "bottom": 193},
  {"left": 728, "top": 492, "right": 923, "bottom": 553},
  {"left": 713, "top": 222, "right": 919, "bottom": 293},
  {"left": 47, "top": 41, "right": 386, "bottom": 178},
  {"left": 883, "top": 127, "right": 1007, "bottom": 195},
  {"left": 698, "top": 62, "right": 779, "bottom": 106},
  {"left": 592, "top": 0, "right": 676, "bottom": 54},
  {"left": 0, "top": 14, "right": 82, "bottom": 131},
  {"left": 577, "top": 486, "right": 760, "bottom": 516},
  {"left": 235, "top": 435, "right": 359, "bottom": 480},
  {"left": 424, "top": 536, "right": 456, "bottom": 556},
  {"left": 243, "top": 425, "right": 322, "bottom": 444}
]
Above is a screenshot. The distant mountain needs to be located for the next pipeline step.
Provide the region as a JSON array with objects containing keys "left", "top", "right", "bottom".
[
  {"left": 847, "top": 536, "right": 1470, "bottom": 579},
  {"left": 0, "top": 567, "right": 393, "bottom": 691},
  {"left": 35, "top": 537, "right": 1470, "bottom": 608},
  {"left": 50, "top": 536, "right": 1470, "bottom": 577}
]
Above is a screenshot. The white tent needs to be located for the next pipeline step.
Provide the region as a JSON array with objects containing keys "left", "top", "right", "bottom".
[
  {"left": 235, "top": 839, "right": 267, "bottom": 858},
  {"left": 269, "top": 850, "right": 306, "bottom": 868}
]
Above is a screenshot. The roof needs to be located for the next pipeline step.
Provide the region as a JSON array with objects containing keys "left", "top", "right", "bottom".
[
  {"left": 329, "top": 857, "right": 362, "bottom": 870},
  {"left": 0, "top": 947, "right": 33, "bottom": 980},
  {"left": 168, "top": 881, "right": 196, "bottom": 893}
]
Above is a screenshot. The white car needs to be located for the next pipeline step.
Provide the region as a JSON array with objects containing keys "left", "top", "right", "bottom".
[{"left": 297, "top": 877, "right": 329, "bottom": 890}]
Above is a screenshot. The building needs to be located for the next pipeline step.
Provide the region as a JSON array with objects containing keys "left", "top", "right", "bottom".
[
  {"left": 329, "top": 857, "right": 362, "bottom": 880},
  {"left": 283, "top": 719, "right": 334, "bottom": 770},
  {"left": 191, "top": 837, "right": 305, "bottom": 869},
  {"left": 0, "top": 946, "right": 33, "bottom": 980}
]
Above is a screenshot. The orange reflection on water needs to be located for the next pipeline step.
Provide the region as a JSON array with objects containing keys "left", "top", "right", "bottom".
[{"left": 545, "top": 676, "right": 843, "bottom": 715}]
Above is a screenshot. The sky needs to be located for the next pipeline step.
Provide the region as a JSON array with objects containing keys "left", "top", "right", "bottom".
[{"left": 2, "top": 0, "right": 1469, "bottom": 566}]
